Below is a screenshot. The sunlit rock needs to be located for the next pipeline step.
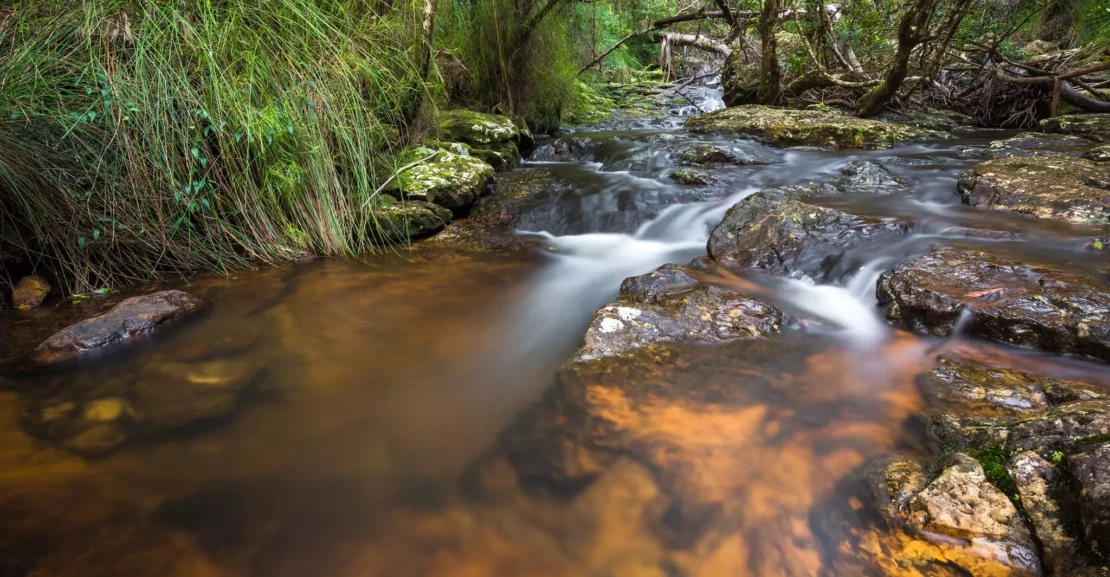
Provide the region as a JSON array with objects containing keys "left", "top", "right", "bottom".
[
  {"left": 31, "top": 290, "right": 205, "bottom": 365},
  {"left": 1084, "top": 144, "right": 1110, "bottom": 162},
  {"left": 1009, "top": 451, "right": 1092, "bottom": 577},
  {"left": 866, "top": 455, "right": 1044, "bottom": 576},
  {"left": 982, "top": 132, "right": 1093, "bottom": 159},
  {"left": 958, "top": 156, "right": 1110, "bottom": 225},
  {"left": 878, "top": 248, "right": 1110, "bottom": 361},
  {"left": 438, "top": 109, "right": 524, "bottom": 147},
  {"left": 686, "top": 105, "right": 949, "bottom": 149}
]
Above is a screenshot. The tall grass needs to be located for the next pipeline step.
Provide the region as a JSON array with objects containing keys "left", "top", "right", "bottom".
[{"left": 0, "top": 0, "right": 427, "bottom": 292}]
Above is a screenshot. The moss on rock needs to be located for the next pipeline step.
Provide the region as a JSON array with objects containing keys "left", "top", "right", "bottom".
[
  {"left": 958, "top": 156, "right": 1110, "bottom": 225},
  {"left": 381, "top": 146, "right": 494, "bottom": 212},
  {"left": 438, "top": 109, "right": 521, "bottom": 146}
]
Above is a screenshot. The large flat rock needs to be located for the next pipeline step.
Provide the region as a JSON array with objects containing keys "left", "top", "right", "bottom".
[
  {"left": 1040, "top": 113, "right": 1110, "bottom": 142},
  {"left": 958, "top": 156, "right": 1110, "bottom": 225},
  {"left": 878, "top": 248, "right": 1110, "bottom": 361},
  {"left": 685, "top": 105, "right": 948, "bottom": 149}
]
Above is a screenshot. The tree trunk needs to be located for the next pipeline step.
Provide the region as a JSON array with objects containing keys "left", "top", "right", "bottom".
[
  {"left": 652, "top": 32, "right": 733, "bottom": 57},
  {"left": 404, "top": 0, "right": 439, "bottom": 127},
  {"left": 854, "top": 0, "right": 937, "bottom": 117},
  {"left": 757, "top": 0, "right": 784, "bottom": 105}
]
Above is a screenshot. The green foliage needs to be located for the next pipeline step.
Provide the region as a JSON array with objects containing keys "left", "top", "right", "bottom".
[
  {"left": 1051, "top": 450, "right": 1065, "bottom": 464},
  {"left": 0, "top": 0, "right": 426, "bottom": 292},
  {"left": 969, "top": 444, "right": 1020, "bottom": 504}
]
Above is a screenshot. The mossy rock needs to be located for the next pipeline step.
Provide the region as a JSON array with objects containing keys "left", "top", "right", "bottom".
[
  {"left": 1084, "top": 144, "right": 1110, "bottom": 162},
  {"left": 958, "top": 156, "right": 1110, "bottom": 225},
  {"left": 370, "top": 196, "right": 453, "bottom": 243},
  {"left": 685, "top": 105, "right": 949, "bottom": 149},
  {"left": 382, "top": 146, "right": 494, "bottom": 212},
  {"left": 1039, "top": 114, "right": 1110, "bottom": 142},
  {"left": 669, "top": 167, "right": 713, "bottom": 185},
  {"left": 470, "top": 141, "right": 520, "bottom": 171},
  {"left": 438, "top": 109, "right": 521, "bottom": 146}
]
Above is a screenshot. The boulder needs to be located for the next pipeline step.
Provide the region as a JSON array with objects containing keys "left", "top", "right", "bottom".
[
  {"left": 1084, "top": 144, "right": 1110, "bottom": 162},
  {"left": 685, "top": 105, "right": 948, "bottom": 149},
  {"left": 468, "top": 167, "right": 577, "bottom": 229},
  {"left": 536, "top": 136, "right": 602, "bottom": 162},
  {"left": 1008, "top": 451, "right": 1089, "bottom": 576},
  {"left": 1039, "top": 114, "right": 1110, "bottom": 142},
  {"left": 371, "top": 196, "right": 452, "bottom": 243},
  {"left": 669, "top": 167, "right": 713, "bottom": 185},
  {"left": 32, "top": 290, "right": 206, "bottom": 365},
  {"left": 381, "top": 146, "right": 494, "bottom": 213},
  {"left": 11, "top": 275, "right": 51, "bottom": 310},
  {"left": 868, "top": 455, "right": 1043, "bottom": 576},
  {"left": 470, "top": 140, "right": 520, "bottom": 171},
  {"left": 708, "top": 183, "right": 906, "bottom": 278},
  {"left": 877, "top": 248, "right": 1110, "bottom": 361},
  {"left": 573, "top": 263, "right": 783, "bottom": 362},
  {"left": 958, "top": 156, "right": 1110, "bottom": 225},
  {"left": 835, "top": 160, "right": 909, "bottom": 194},
  {"left": 438, "top": 109, "right": 522, "bottom": 147},
  {"left": 1068, "top": 441, "right": 1110, "bottom": 557},
  {"left": 875, "top": 108, "right": 976, "bottom": 133},
  {"left": 983, "top": 132, "right": 1093, "bottom": 159}
]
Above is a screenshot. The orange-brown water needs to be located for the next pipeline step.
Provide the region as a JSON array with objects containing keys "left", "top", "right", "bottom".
[{"left": 3, "top": 92, "right": 1110, "bottom": 576}]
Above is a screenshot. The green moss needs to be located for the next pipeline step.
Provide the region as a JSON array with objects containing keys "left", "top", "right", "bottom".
[{"left": 969, "top": 444, "right": 1020, "bottom": 505}]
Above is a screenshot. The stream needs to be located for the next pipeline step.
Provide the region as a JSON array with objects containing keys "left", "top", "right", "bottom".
[{"left": 2, "top": 86, "right": 1109, "bottom": 577}]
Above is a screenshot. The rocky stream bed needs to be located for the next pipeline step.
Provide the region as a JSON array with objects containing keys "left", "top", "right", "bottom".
[{"left": 2, "top": 84, "right": 1110, "bottom": 577}]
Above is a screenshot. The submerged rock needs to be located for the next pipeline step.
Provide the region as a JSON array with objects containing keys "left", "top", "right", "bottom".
[
  {"left": 574, "top": 263, "right": 782, "bottom": 362},
  {"left": 132, "top": 359, "right": 261, "bottom": 431},
  {"left": 958, "top": 156, "right": 1110, "bottom": 225},
  {"left": 381, "top": 146, "right": 494, "bottom": 212},
  {"left": 1040, "top": 113, "right": 1110, "bottom": 142},
  {"left": 371, "top": 196, "right": 452, "bottom": 243},
  {"left": 32, "top": 291, "right": 206, "bottom": 365},
  {"left": 877, "top": 248, "right": 1110, "bottom": 361},
  {"left": 11, "top": 275, "right": 51, "bottom": 310},
  {"left": 868, "top": 454, "right": 1043, "bottom": 576},
  {"left": 438, "top": 109, "right": 523, "bottom": 147},
  {"left": 685, "top": 105, "right": 948, "bottom": 149},
  {"left": 708, "top": 183, "right": 905, "bottom": 278}
]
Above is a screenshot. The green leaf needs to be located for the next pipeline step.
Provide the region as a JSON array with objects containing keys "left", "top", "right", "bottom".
[
  {"left": 191, "top": 147, "right": 200, "bottom": 160},
  {"left": 77, "top": 236, "right": 86, "bottom": 249},
  {"left": 1096, "top": 241, "right": 1104, "bottom": 250},
  {"left": 93, "top": 229, "right": 101, "bottom": 241}
]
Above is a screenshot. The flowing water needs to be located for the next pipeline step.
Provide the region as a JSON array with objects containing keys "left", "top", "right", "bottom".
[{"left": 2, "top": 87, "right": 1109, "bottom": 577}]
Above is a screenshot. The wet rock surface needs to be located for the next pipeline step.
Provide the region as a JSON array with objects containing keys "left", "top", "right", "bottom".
[
  {"left": 1040, "top": 113, "right": 1110, "bottom": 142},
  {"left": 708, "top": 183, "right": 906, "bottom": 278},
  {"left": 669, "top": 167, "right": 713, "bottom": 185},
  {"left": 685, "top": 105, "right": 948, "bottom": 149},
  {"left": 878, "top": 248, "right": 1110, "bottom": 361},
  {"left": 958, "top": 156, "right": 1110, "bottom": 225},
  {"left": 918, "top": 359, "right": 1051, "bottom": 416},
  {"left": 11, "top": 275, "right": 51, "bottom": 310},
  {"left": 468, "top": 168, "right": 578, "bottom": 229},
  {"left": 1085, "top": 144, "right": 1110, "bottom": 162},
  {"left": 574, "top": 263, "right": 783, "bottom": 362},
  {"left": 678, "top": 143, "right": 772, "bottom": 167},
  {"left": 32, "top": 290, "right": 206, "bottom": 365}
]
